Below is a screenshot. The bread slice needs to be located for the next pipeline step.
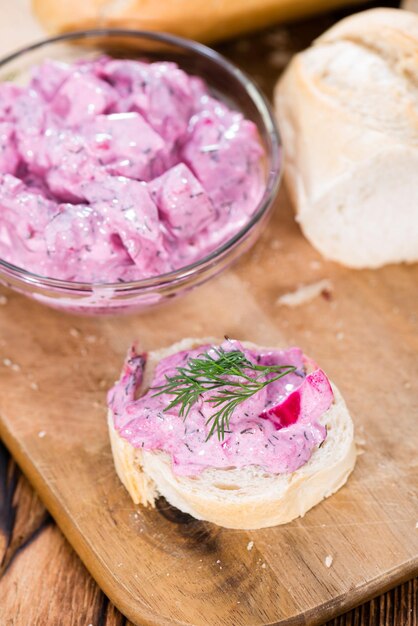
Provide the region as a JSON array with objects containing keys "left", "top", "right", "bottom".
[
  {"left": 108, "top": 338, "right": 356, "bottom": 529},
  {"left": 274, "top": 8, "right": 418, "bottom": 269}
]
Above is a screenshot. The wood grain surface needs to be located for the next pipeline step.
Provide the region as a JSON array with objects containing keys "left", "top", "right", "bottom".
[
  {"left": 1, "top": 442, "right": 417, "bottom": 626},
  {"left": 0, "top": 1, "right": 417, "bottom": 625}
]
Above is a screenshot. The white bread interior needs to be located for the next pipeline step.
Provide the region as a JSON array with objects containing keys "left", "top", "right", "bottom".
[
  {"left": 108, "top": 338, "right": 356, "bottom": 529},
  {"left": 275, "top": 8, "right": 418, "bottom": 269}
]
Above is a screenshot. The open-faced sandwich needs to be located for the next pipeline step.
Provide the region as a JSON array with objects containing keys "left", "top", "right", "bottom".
[{"left": 107, "top": 338, "right": 356, "bottom": 529}]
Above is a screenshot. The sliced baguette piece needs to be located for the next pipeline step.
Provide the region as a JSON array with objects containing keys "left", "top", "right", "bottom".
[
  {"left": 275, "top": 8, "right": 418, "bottom": 269},
  {"left": 108, "top": 338, "right": 356, "bottom": 529}
]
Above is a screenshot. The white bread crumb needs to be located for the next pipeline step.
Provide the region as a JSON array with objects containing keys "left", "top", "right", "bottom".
[
  {"left": 325, "top": 555, "right": 333, "bottom": 568},
  {"left": 38, "top": 431, "right": 46, "bottom": 438},
  {"left": 247, "top": 541, "right": 254, "bottom": 551},
  {"left": 277, "top": 280, "right": 332, "bottom": 307}
]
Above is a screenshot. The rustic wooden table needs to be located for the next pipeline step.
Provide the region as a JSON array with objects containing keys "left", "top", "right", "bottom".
[{"left": 0, "top": 1, "right": 417, "bottom": 624}]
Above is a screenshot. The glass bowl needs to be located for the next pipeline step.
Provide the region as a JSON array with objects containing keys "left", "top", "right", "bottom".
[{"left": 0, "top": 29, "right": 281, "bottom": 315}]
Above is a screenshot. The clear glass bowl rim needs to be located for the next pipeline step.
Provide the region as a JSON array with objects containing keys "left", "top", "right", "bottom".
[{"left": 0, "top": 28, "right": 281, "bottom": 293}]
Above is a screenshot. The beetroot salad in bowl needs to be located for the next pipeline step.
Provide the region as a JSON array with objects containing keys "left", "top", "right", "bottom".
[{"left": 0, "top": 30, "right": 281, "bottom": 315}]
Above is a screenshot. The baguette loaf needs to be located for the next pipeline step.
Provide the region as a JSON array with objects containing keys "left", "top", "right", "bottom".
[
  {"left": 275, "top": 8, "right": 418, "bottom": 269},
  {"left": 32, "top": 0, "right": 365, "bottom": 43},
  {"left": 108, "top": 338, "right": 356, "bottom": 529}
]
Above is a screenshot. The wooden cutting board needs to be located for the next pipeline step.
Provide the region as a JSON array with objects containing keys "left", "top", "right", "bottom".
[{"left": 0, "top": 187, "right": 417, "bottom": 626}]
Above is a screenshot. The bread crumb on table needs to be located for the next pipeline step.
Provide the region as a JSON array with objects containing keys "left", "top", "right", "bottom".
[
  {"left": 38, "top": 430, "right": 46, "bottom": 438},
  {"left": 276, "top": 279, "right": 333, "bottom": 307},
  {"left": 310, "top": 260, "right": 322, "bottom": 270},
  {"left": 270, "top": 239, "right": 282, "bottom": 250},
  {"left": 0, "top": 295, "right": 7, "bottom": 305},
  {"left": 247, "top": 541, "right": 254, "bottom": 551},
  {"left": 325, "top": 555, "right": 333, "bottom": 568}
]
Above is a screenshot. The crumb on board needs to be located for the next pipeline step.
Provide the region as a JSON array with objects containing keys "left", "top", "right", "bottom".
[
  {"left": 415, "top": 522, "right": 418, "bottom": 529},
  {"left": 336, "top": 332, "right": 345, "bottom": 341},
  {"left": 3, "top": 358, "right": 21, "bottom": 371},
  {"left": 38, "top": 430, "right": 46, "bottom": 438},
  {"left": 29, "top": 381, "right": 39, "bottom": 391},
  {"left": 325, "top": 555, "right": 333, "bottom": 568},
  {"left": 247, "top": 541, "right": 254, "bottom": 551},
  {"left": 276, "top": 279, "right": 333, "bottom": 307},
  {"left": 310, "top": 260, "right": 322, "bottom": 270},
  {"left": 0, "top": 295, "right": 7, "bottom": 305},
  {"left": 69, "top": 327, "right": 80, "bottom": 338},
  {"left": 261, "top": 563, "right": 267, "bottom": 569}
]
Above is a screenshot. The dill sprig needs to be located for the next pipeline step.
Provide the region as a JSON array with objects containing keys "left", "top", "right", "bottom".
[{"left": 152, "top": 345, "right": 296, "bottom": 441}]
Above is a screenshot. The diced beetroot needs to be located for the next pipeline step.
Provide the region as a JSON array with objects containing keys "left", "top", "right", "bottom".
[
  {"left": 182, "top": 106, "right": 264, "bottom": 219},
  {"left": 84, "top": 112, "right": 167, "bottom": 181},
  {"left": 108, "top": 346, "right": 147, "bottom": 428},
  {"left": 30, "top": 60, "right": 72, "bottom": 101},
  {"left": 102, "top": 60, "right": 200, "bottom": 142},
  {"left": 149, "top": 163, "right": 215, "bottom": 238},
  {"left": 51, "top": 72, "right": 117, "bottom": 125},
  {"left": 0, "top": 123, "right": 19, "bottom": 175},
  {"left": 81, "top": 176, "right": 170, "bottom": 276},
  {"left": 260, "top": 368, "right": 334, "bottom": 429},
  {"left": 0, "top": 83, "right": 23, "bottom": 121}
]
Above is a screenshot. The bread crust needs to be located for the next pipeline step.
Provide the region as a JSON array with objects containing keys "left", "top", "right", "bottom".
[
  {"left": 32, "top": 0, "right": 365, "bottom": 43},
  {"left": 108, "top": 338, "right": 356, "bottom": 529},
  {"left": 275, "top": 8, "right": 418, "bottom": 269}
]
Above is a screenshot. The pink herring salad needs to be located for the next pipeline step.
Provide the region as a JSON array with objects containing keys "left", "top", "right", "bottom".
[
  {"left": 0, "top": 57, "right": 264, "bottom": 283},
  {"left": 108, "top": 340, "right": 333, "bottom": 477}
]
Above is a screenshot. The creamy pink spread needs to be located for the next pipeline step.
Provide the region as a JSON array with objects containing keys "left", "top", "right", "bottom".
[
  {"left": 0, "top": 58, "right": 264, "bottom": 282},
  {"left": 108, "top": 340, "right": 333, "bottom": 477}
]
